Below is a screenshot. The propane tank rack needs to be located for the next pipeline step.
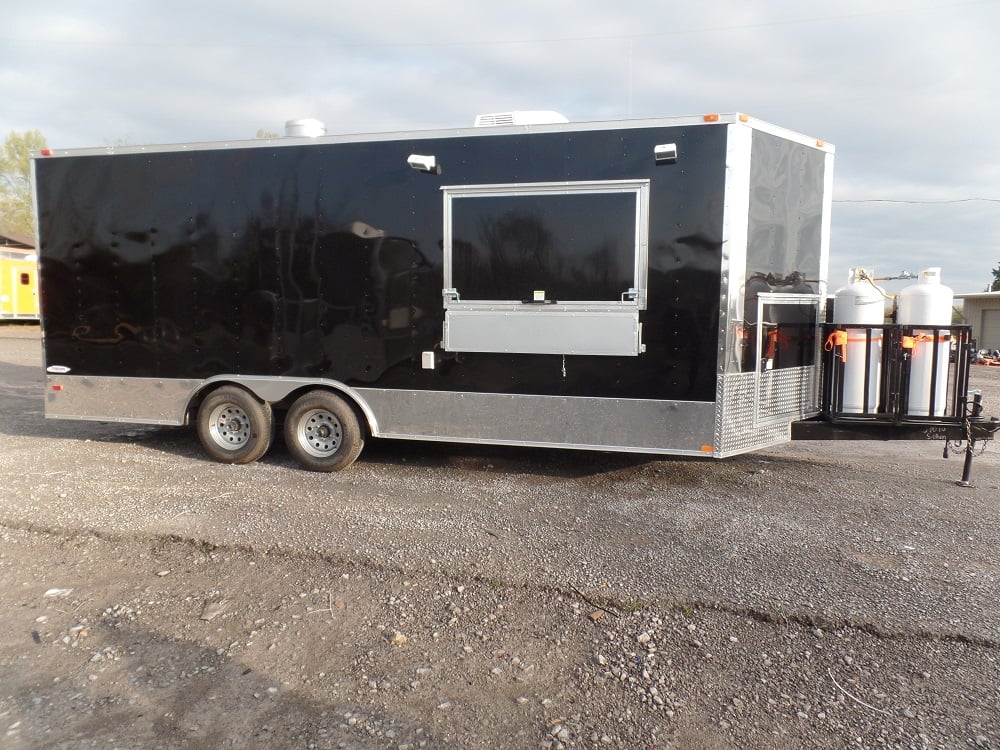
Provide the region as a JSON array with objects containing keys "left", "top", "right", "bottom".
[
  {"left": 822, "top": 323, "right": 971, "bottom": 423},
  {"left": 793, "top": 323, "right": 1000, "bottom": 485}
]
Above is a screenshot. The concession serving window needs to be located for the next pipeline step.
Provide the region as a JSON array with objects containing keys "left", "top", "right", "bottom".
[{"left": 441, "top": 179, "right": 650, "bottom": 356}]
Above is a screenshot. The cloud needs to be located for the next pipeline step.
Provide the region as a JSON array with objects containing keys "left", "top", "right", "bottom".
[{"left": 3, "top": 0, "right": 999, "bottom": 291}]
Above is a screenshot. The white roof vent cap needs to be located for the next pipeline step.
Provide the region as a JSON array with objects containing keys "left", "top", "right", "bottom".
[
  {"left": 284, "top": 118, "right": 327, "bottom": 137},
  {"left": 474, "top": 110, "right": 569, "bottom": 127}
]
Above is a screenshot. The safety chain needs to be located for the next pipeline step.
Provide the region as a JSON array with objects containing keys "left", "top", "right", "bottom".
[{"left": 948, "top": 413, "right": 988, "bottom": 458}]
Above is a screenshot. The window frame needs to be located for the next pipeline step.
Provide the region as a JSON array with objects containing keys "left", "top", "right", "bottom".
[{"left": 441, "top": 179, "right": 650, "bottom": 309}]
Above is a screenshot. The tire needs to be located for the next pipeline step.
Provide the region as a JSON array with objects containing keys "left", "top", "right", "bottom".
[
  {"left": 283, "top": 390, "right": 364, "bottom": 472},
  {"left": 196, "top": 385, "right": 274, "bottom": 464}
]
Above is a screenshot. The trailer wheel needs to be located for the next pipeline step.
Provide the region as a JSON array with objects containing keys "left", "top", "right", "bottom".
[
  {"left": 196, "top": 386, "right": 274, "bottom": 464},
  {"left": 284, "top": 390, "right": 364, "bottom": 472}
]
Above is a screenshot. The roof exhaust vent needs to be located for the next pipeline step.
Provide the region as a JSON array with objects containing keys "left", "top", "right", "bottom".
[
  {"left": 284, "top": 118, "right": 327, "bottom": 138},
  {"left": 473, "top": 110, "right": 569, "bottom": 127}
]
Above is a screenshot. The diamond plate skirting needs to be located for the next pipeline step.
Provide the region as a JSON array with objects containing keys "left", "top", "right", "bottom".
[{"left": 715, "top": 366, "right": 820, "bottom": 456}]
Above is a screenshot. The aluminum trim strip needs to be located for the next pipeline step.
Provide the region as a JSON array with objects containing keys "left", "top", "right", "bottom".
[
  {"left": 42, "top": 374, "right": 382, "bottom": 433},
  {"left": 818, "top": 150, "right": 835, "bottom": 306},
  {"left": 720, "top": 122, "right": 753, "bottom": 375},
  {"left": 44, "top": 375, "right": 722, "bottom": 456},
  {"left": 372, "top": 431, "right": 710, "bottom": 458},
  {"left": 353, "top": 388, "right": 715, "bottom": 454},
  {"left": 740, "top": 117, "right": 836, "bottom": 153},
  {"left": 30, "top": 115, "right": 761, "bottom": 159},
  {"left": 213, "top": 375, "right": 381, "bottom": 434},
  {"left": 31, "top": 116, "right": 831, "bottom": 161},
  {"left": 45, "top": 375, "right": 201, "bottom": 425}
]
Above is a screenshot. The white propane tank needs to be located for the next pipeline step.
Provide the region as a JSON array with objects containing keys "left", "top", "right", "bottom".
[
  {"left": 897, "top": 267, "right": 953, "bottom": 416},
  {"left": 832, "top": 269, "right": 884, "bottom": 413}
]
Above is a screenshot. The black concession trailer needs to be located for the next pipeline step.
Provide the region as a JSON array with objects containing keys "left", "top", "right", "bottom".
[{"left": 30, "top": 112, "right": 996, "bottom": 473}]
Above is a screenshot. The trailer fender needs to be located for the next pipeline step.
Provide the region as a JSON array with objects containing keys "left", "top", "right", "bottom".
[{"left": 193, "top": 376, "right": 380, "bottom": 436}]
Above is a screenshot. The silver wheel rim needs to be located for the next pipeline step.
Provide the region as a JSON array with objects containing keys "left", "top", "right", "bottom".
[
  {"left": 296, "top": 408, "right": 343, "bottom": 458},
  {"left": 208, "top": 402, "right": 252, "bottom": 451}
]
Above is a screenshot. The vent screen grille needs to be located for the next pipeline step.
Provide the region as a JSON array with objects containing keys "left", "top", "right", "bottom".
[{"left": 474, "top": 113, "right": 516, "bottom": 127}]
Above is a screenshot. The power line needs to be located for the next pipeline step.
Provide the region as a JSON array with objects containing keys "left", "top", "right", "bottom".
[{"left": 835, "top": 199, "right": 1000, "bottom": 204}]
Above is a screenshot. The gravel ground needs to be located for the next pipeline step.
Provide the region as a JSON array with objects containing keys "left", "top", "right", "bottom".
[{"left": 0, "top": 324, "right": 997, "bottom": 749}]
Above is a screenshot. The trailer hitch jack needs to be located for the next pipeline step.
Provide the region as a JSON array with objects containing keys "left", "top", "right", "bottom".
[{"left": 950, "top": 391, "right": 999, "bottom": 488}]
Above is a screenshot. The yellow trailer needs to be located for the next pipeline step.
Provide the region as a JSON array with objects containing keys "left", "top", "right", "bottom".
[{"left": 0, "top": 254, "right": 39, "bottom": 320}]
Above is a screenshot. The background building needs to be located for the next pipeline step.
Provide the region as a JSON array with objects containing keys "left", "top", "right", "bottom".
[
  {"left": 956, "top": 292, "right": 1000, "bottom": 351},
  {"left": 0, "top": 227, "right": 39, "bottom": 320}
]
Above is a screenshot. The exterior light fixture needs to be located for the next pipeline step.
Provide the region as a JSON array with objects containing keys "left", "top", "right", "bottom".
[
  {"left": 654, "top": 143, "right": 678, "bottom": 164},
  {"left": 407, "top": 154, "right": 440, "bottom": 174}
]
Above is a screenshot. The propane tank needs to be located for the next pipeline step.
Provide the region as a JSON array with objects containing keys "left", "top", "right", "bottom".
[
  {"left": 832, "top": 269, "right": 884, "bottom": 413},
  {"left": 897, "top": 267, "right": 953, "bottom": 416}
]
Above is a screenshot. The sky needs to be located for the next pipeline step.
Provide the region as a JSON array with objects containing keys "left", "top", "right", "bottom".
[{"left": 2, "top": 0, "right": 1000, "bottom": 294}]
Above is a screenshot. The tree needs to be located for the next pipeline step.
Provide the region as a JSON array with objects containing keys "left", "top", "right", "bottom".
[
  {"left": 0, "top": 129, "right": 48, "bottom": 237},
  {"left": 256, "top": 128, "right": 280, "bottom": 139},
  {"left": 988, "top": 264, "right": 1000, "bottom": 292}
]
